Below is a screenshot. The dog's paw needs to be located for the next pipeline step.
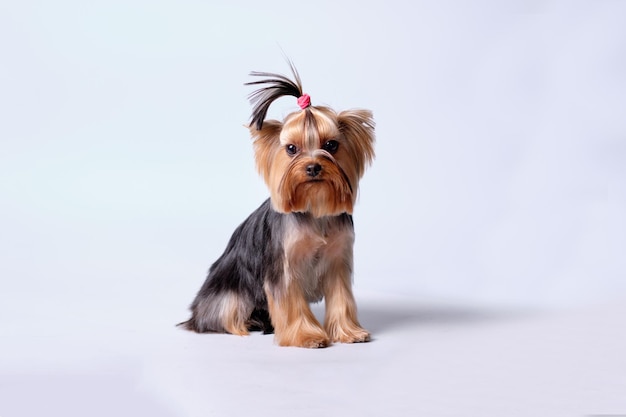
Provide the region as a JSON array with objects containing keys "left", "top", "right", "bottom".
[
  {"left": 299, "top": 335, "right": 330, "bottom": 349},
  {"left": 338, "top": 329, "right": 370, "bottom": 344},
  {"left": 276, "top": 329, "right": 330, "bottom": 348},
  {"left": 327, "top": 323, "right": 371, "bottom": 344}
]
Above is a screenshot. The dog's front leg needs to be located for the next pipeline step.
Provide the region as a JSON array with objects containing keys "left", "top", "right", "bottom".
[
  {"left": 323, "top": 259, "right": 370, "bottom": 344},
  {"left": 264, "top": 280, "right": 329, "bottom": 348}
]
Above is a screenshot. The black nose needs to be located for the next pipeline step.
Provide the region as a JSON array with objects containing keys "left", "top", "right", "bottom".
[{"left": 306, "top": 163, "right": 322, "bottom": 178}]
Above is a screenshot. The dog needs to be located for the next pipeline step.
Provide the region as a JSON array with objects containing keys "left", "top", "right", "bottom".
[{"left": 179, "top": 62, "right": 375, "bottom": 348}]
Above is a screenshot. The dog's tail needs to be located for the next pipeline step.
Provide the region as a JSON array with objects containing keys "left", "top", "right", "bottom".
[{"left": 175, "top": 318, "right": 199, "bottom": 331}]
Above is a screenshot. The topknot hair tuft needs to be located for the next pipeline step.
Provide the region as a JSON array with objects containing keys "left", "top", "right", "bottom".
[{"left": 245, "top": 61, "right": 305, "bottom": 130}]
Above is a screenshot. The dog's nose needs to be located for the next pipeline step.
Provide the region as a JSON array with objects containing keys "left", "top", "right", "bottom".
[{"left": 306, "top": 163, "right": 322, "bottom": 178}]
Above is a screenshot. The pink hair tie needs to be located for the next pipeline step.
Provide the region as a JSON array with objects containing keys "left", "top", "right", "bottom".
[{"left": 297, "top": 94, "right": 311, "bottom": 109}]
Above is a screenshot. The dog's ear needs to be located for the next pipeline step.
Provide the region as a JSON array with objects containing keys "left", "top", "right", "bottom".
[
  {"left": 249, "top": 119, "right": 283, "bottom": 182},
  {"left": 337, "top": 109, "right": 376, "bottom": 177}
]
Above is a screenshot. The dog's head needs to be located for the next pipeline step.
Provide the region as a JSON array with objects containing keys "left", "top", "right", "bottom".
[{"left": 247, "top": 63, "right": 375, "bottom": 218}]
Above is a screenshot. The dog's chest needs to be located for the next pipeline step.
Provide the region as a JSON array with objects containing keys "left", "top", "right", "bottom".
[{"left": 282, "top": 216, "right": 354, "bottom": 300}]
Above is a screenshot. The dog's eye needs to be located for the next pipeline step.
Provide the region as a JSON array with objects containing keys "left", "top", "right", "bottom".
[
  {"left": 322, "top": 140, "right": 339, "bottom": 154},
  {"left": 286, "top": 144, "right": 298, "bottom": 156}
]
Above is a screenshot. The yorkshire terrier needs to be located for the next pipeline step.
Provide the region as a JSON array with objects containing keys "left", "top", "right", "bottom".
[{"left": 179, "top": 62, "right": 375, "bottom": 348}]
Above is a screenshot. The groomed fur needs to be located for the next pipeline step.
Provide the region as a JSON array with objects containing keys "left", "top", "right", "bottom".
[
  {"left": 179, "top": 199, "right": 281, "bottom": 335},
  {"left": 180, "top": 63, "right": 375, "bottom": 348}
]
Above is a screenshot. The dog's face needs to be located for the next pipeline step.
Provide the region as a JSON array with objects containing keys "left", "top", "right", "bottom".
[{"left": 250, "top": 106, "right": 375, "bottom": 217}]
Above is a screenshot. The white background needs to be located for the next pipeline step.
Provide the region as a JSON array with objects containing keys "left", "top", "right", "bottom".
[{"left": 1, "top": 1, "right": 625, "bottom": 416}]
